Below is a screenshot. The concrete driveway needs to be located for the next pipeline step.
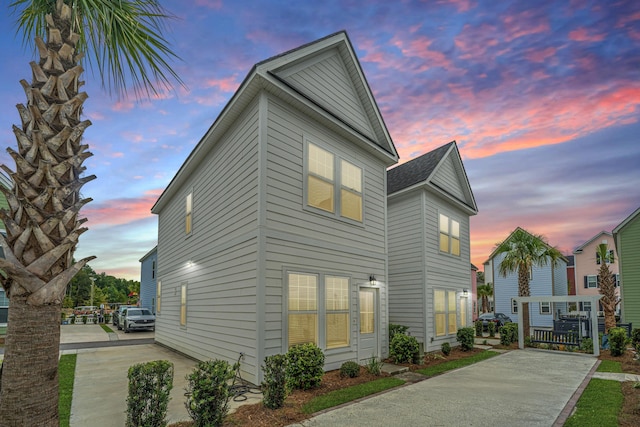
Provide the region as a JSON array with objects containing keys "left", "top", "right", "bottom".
[{"left": 295, "top": 350, "right": 597, "bottom": 427}]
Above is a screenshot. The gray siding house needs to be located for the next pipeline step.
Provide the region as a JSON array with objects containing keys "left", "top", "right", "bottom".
[
  {"left": 151, "top": 32, "right": 398, "bottom": 384},
  {"left": 387, "top": 142, "right": 478, "bottom": 353},
  {"left": 139, "top": 246, "right": 157, "bottom": 313}
]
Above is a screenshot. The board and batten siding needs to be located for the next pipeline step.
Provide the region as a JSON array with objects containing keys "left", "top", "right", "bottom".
[
  {"left": 155, "top": 98, "right": 262, "bottom": 383},
  {"left": 619, "top": 215, "right": 640, "bottom": 326}
]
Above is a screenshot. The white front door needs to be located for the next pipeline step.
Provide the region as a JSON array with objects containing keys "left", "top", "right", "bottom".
[{"left": 358, "top": 288, "right": 379, "bottom": 363}]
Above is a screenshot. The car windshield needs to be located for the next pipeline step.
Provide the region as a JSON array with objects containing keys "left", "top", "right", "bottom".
[{"left": 127, "top": 309, "right": 152, "bottom": 316}]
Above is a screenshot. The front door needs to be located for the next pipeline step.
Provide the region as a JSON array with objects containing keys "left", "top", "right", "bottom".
[{"left": 358, "top": 288, "right": 378, "bottom": 363}]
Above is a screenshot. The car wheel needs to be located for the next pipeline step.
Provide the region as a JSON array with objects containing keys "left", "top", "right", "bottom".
[
  {"left": 117, "top": 323, "right": 122, "bottom": 330},
  {"left": 124, "top": 322, "right": 129, "bottom": 333}
]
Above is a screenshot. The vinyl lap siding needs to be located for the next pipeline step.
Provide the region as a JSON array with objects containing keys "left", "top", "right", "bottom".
[
  {"left": 620, "top": 217, "right": 640, "bottom": 326},
  {"left": 431, "top": 155, "right": 465, "bottom": 201}
]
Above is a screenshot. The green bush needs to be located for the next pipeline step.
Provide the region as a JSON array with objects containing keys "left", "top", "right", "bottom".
[
  {"left": 126, "top": 360, "right": 174, "bottom": 427},
  {"left": 456, "top": 327, "right": 475, "bottom": 351},
  {"left": 390, "top": 333, "right": 419, "bottom": 363},
  {"left": 286, "top": 343, "right": 325, "bottom": 390},
  {"left": 631, "top": 328, "right": 640, "bottom": 352},
  {"left": 365, "top": 356, "right": 383, "bottom": 376},
  {"left": 499, "top": 323, "right": 518, "bottom": 346},
  {"left": 474, "top": 320, "right": 483, "bottom": 337},
  {"left": 580, "top": 337, "right": 594, "bottom": 353},
  {"left": 609, "top": 327, "right": 627, "bottom": 357},
  {"left": 441, "top": 342, "right": 451, "bottom": 356},
  {"left": 488, "top": 321, "right": 496, "bottom": 337},
  {"left": 261, "top": 354, "right": 288, "bottom": 410},
  {"left": 82, "top": 315, "right": 87, "bottom": 324},
  {"left": 339, "top": 361, "right": 360, "bottom": 378},
  {"left": 185, "top": 359, "right": 236, "bottom": 427},
  {"left": 389, "top": 323, "right": 409, "bottom": 341}
]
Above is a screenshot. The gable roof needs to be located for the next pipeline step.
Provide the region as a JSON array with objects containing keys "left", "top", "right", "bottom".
[
  {"left": 573, "top": 231, "right": 613, "bottom": 253},
  {"left": 613, "top": 206, "right": 640, "bottom": 248},
  {"left": 139, "top": 246, "right": 157, "bottom": 263},
  {"left": 152, "top": 31, "right": 397, "bottom": 214},
  {"left": 484, "top": 227, "right": 569, "bottom": 264},
  {"left": 387, "top": 141, "right": 477, "bottom": 215}
]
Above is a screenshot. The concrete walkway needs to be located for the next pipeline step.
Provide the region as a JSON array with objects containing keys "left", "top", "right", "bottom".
[{"left": 292, "top": 350, "right": 598, "bottom": 427}]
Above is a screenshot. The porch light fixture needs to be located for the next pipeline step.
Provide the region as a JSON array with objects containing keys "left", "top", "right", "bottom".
[
  {"left": 463, "top": 289, "right": 468, "bottom": 295},
  {"left": 369, "top": 275, "right": 376, "bottom": 286}
]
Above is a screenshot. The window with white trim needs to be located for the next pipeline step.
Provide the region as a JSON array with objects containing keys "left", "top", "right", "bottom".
[
  {"left": 585, "top": 275, "right": 598, "bottom": 288},
  {"left": 615, "top": 274, "right": 620, "bottom": 287},
  {"left": 287, "top": 272, "right": 350, "bottom": 349},
  {"left": 540, "top": 301, "right": 551, "bottom": 314},
  {"left": 306, "top": 142, "right": 363, "bottom": 222},
  {"left": 435, "top": 289, "right": 458, "bottom": 337},
  {"left": 185, "top": 192, "right": 193, "bottom": 235},
  {"left": 180, "top": 283, "right": 187, "bottom": 326},
  {"left": 511, "top": 298, "right": 518, "bottom": 314},
  {"left": 439, "top": 214, "right": 460, "bottom": 256},
  {"left": 581, "top": 301, "right": 592, "bottom": 312}
]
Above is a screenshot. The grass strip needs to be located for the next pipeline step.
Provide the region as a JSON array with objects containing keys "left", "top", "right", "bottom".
[
  {"left": 59, "top": 354, "right": 77, "bottom": 427},
  {"left": 415, "top": 350, "right": 498, "bottom": 377},
  {"left": 100, "top": 324, "right": 114, "bottom": 333},
  {"left": 564, "top": 379, "right": 622, "bottom": 427},
  {"left": 596, "top": 360, "right": 622, "bottom": 373},
  {"left": 302, "top": 377, "right": 405, "bottom": 414}
]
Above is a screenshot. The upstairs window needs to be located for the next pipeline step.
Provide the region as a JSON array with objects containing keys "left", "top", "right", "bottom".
[
  {"left": 151, "top": 260, "right": 156, "bottom": 279},
  {"left": 439, "top": 214, "right": 460, "bottom": 256},
  {"left": 185, "top": 192, "right": 193, "bottom": 235},
  {"left": 585, "top": 275, "right": 598, "bottom": 288},
  {"left": 306, "top": 142, "right": 363, "bottom": 222}
]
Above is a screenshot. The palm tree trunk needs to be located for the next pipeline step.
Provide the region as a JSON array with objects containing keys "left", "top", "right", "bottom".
[
  {"left": 0, "top": 295, "right": 61, "bottom": 425},
  {"left": 518, "top": 267, "right": 531, "bottom": 338}
]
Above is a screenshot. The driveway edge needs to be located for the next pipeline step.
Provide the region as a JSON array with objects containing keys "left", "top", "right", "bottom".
[{"left": 553, "top": 359, "right": 601, "bottom": 426}]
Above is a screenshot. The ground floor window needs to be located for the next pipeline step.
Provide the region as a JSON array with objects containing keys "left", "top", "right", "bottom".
[
  {"left": 511, "top": 298, "right": 518, "bottom": 314},
  {"left": 540, "top": 301, "right": 551, "bottom": 314},
  {"left": 435, "top": 289, "right": 459, "bottom": 337},
  {"left": 287, "top": 272, "right": 350, "bottom": 350}
]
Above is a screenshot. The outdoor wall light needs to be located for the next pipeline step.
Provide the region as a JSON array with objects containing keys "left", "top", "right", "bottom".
[
  {"left": 369, "top": 275, "right": 376, "bottom": 286},
  {"left": 463, "top": 289, "right": 468, "bottom": 295}
]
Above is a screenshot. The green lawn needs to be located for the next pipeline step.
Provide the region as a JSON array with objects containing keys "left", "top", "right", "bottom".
[
  {"left": 415, "top": 350, "right": 498, "bottom": 377},
  {"left": 597, "top": 360, "right": 622, "bottom": 373},
  {"left": 100, "top": 324, "right": 114, "bottom": 333},
  {"left": 59, "top": 354, "right": 77, "bottom": 427},
  {"left": 302, "top": 377, "right": 405, "bottom": 414},
  {"left": 564, "top": 379, "right": 622, "bottom": 427}
]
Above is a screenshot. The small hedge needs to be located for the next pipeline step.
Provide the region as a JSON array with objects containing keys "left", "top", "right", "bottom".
[
  {"left": 474, "top": 320, "right": 483, "bottom": 337},
  {"left": 609, "top": 327, "right": 627, "bottom": 357},
  {"left": 185, "top": 360, "right": 236, "bottom": 427},
  {"left": 389, "top": 323, "right": 409, "bottom": 341},
  {"left": 390, "top": 333, "right": 419, "bottom": 363},
  {"left": 441, "top": 342, "right": 451, "bottom": 356},
  {"left": 126, "top": 360, "right": 174, "bottom": 427},
  {"left": 456, "top": 327, "right": 475, "bottom": 351},
  {"left": 339, "top": 361, "right": 360, "bottom": 378},
  {"left": 631, "top": 328, "right": 640, "bottom": 352},
  {"left": 488, "top": 321, "right": 496, "bottom": 337},
  {"left": 286, "top": 343, "right": 325, "bottom": 390},
  {"left": 262, "top": 354, "right": 288, "bottom": 410},
  {"left": 499, "top": 323, "right": 518, "bottom": 345}
]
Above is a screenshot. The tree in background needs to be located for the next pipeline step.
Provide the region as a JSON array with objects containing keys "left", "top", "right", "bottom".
[
  {"left": 477, "top": 283, "right": 493, "bottom": 313},
  {"left": 596, "top": 243, "right": 618, "bottom": 333},
  {"left": 0, "top": 1, "right": 181, "bottom": 423},
  {"left": 493, "top": 228, "right": 562, "bottom": 337}
]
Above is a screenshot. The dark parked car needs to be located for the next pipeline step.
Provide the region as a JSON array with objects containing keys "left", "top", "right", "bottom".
[
  {"left": 113, "top": 305, "right": 136, "bottom": 329},
  {"left": 477, "top": 313, "right": 512, "bottom": 330},
  {"left": 122, "top": 308, "right": 155, "bottom": 333}
]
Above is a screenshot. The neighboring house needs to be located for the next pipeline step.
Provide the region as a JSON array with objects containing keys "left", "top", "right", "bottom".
[
  {"left": 387, "top": 141, "right": 478, "bottom": 353},
  {"left": 151, "top": 32, "right": 399, "bottom": 385},
  {"left": 0, "top": 172, "right": 12, "bottom": 325},
  {"left": 485, "top": 228, "right": 568, "bottom": 328},
  {"left": 573, "top": 231, "right": 619, "bottom": 315},
  {"left": 566, "top": 255, "right": 576, "bottom": 296},
  {"left": 471, "top": 263, "right": 478, "bottom": 320},
  {"left": 613, "top": 207, "right": 640, "bottom": 328},
  {"left": 139, "top": 246, "right": 158, "bottom": 313}
]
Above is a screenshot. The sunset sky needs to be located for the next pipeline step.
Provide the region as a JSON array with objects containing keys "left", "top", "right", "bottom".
[{"left": 0, "top": 0, "right": 638, "bottom": 280}]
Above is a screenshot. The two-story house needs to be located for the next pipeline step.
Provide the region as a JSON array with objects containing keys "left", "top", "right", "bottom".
[
  {"left": 387, "top": 141, "right": 478, "bottom": 353},
  {"left": 485, "top": 228, "right": 568, "bottom": 329},
  {"left": 573, "top": 231, "right": 619, "bottom": 315},
  {"left": 613, "top": 207, "right": 640, "bottom": 328},
  {"left": 151, "top": 32, "right": 399, "bottom": 384},
  {"left": 139, "top": 246, "right": 158, "bottom": 314}
]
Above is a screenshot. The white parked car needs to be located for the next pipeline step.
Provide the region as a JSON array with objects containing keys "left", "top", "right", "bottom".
[{"left": 122, "top": 308, "right": 155, "bottom": 333}]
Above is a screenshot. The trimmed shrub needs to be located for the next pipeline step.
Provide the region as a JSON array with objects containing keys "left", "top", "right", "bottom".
[
  {"left": 580, "top": 337, "right": 594, "bottom": 354},
  {"left": 286, "top": 343, "right": 325, "bottom": 390},
  {"left": 126, "top": 360, "right": 174, "bottom": 427},
  {"left": 82, "top": 315, "right": 87, "bottom": 324},
  {"left": 474, "top": 320, "right": 483, "bottom": 337},
  {"left": 261, "top": 354, "right": 288, "bottom": 410},
  {"left": 456, "top": 327, "right": 475, "bottom": 351},
  {"left": 609, "top": 327, "right": 627, "bottom": 357},
  {"left": 365, "top": 356, "right": 383, "bottom": 376},
  {"left": 631, "top": 328, "right": 640, "bottom": 352},
  {"left": 390, "top": 333, "right": 419, "bottom": 363},
  {"left": 389, "top": 323, "right": 409, "bottom": 341},
  {"left": 339, "top": 361, "right": 360, "bottom": 378},
  {"left": 499, "top": 323, "right": 518, "bottom": 346},
  {"left": 441, "top": 342, "right": 451, "bottom": 356},
  {"left": 185, "top": 359, "right": 236, "bottom": 427},
  {"left": 488, "top": 321, "right": 496, "bottom": 337}
]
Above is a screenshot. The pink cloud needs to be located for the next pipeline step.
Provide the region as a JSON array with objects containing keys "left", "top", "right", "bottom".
[
  {"left": 502, "top": 10, "right": 550, "bottom": 42},
  {"left": 525, "top": 46, "right": 557, "bottom": 63},
  {"left": 111, "top": 152, "right": 124, "bottom": 158},
  {"left": 444, "top": 0, "right": 476, "bottom": 13},
  {"left": 568, "top": 28, "right": 606, "bottom": 42},
  {"left": 82, "top": 189, "right": 163, "bottom": 227},
  {"left": 391, "top": 36, "right": 456, "bottom": 70},
  {"left": 194, "top": 0, "right": 223, "bottom": 10},
  {"left": 204, "top": 75, "right": 240, "bottom": 92}
]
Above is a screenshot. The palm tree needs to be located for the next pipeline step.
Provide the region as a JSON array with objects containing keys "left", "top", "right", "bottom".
[
  {"left": 0, "top": 1, "right": 182, "bottom": 423},
  {"left": 596, "top": 243, "right": 618, "bottom": 334},
  {"left": 493, "top": 228, "right": 563, "bottom": 338},
  {"left": 477, "top": 283, "right": 493, "bottom": 314}
]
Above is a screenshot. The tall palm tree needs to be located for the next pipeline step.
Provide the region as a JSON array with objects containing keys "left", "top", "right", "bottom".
[
  {"left": 0, "top": 1, "right": 182, "bottom": 423},
  {"left": 493, "top": 228, "right": 563, "bottom": 338},
  {"left": 596, "top": 243, "right": 618, "bottom": 334},
  {"left": 477, "top": 283, "right": 493, "bottom": 314}
]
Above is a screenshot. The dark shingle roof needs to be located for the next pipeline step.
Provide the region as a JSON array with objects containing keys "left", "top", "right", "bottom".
[{"left": 387, "top": 141, "right": 454, "bottom": 194}]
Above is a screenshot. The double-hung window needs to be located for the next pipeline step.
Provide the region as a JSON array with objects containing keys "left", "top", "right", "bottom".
[
  {"left": 434, "top": 289, "right": 458, "bottom": 337},
  {"left": 585, "top": 275, "right": 598, "bottom": 288},
  {"left": 287, "top": 272, "right": 350, "bottom": 349},
  {"left": 540, "top": 301, "right": 551, "bottom": 314},
  {"left": 439, "top": 214, "right": 460, "bottom": 256},
  {"left": 307, "top": 142, "right": 363, "bottom": 222},
  {"left": 511, "top": 298, "right": 518, "bottom": 314}
]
